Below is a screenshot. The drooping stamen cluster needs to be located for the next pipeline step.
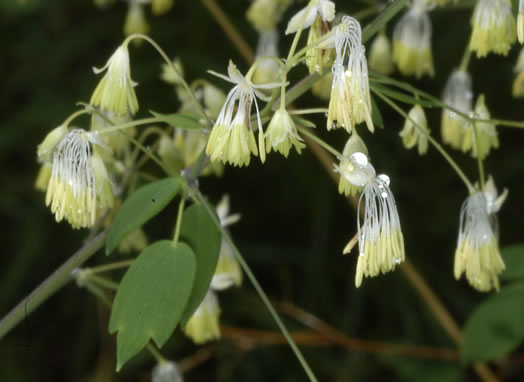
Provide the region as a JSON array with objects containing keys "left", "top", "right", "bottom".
[
  {"left": 454, "top": 180, "right": 506, "bottom": 292},
  {"left": 265, "top": 109, "right": 306, "bottom": 157},
  {"left": 183, "top": 289, "right": 221, "bottom": 344},
  {"left": 90, "top": 44, "right": 139, "bottom": 118},
  {"left": 461, "top": 94, "right": 499, "bottom": 159},
  {"left": 513, "top": 47, "right": 524, "bottom": 97},
  {"left": 469, "top": 0, "right": 516, "bottom": 58},
  {"left": 252, "top": 29, "right": 281, "bottom": 85},
  {"left": 392, "top": 0, "right": 434, "bottom": 78},
  {"left": 337, "top": 152, "right": 405, "bottom": 287},
  {"left": 45, "top": 129, "right": 114, "bottom": 229},
  {"left": 441, "top": 70, "right": 473, "bottom": 150},
  {"left": 205, "top": 61, "right": 281, "bottom": 167},
  {"left": 285, "top": 0, "right": 336, "bottom": 74},
  {"left": 151, "top": 361, "right": 183, "bottom": 382},
  {"left": 368, "top": 31, "right": 394, "bottom": 76},
  {"left": 327, "top": 16, "right": 374, "bottom": 134},
  {"left": 399, "top": 104, "right": 430, "bottom": 155}
]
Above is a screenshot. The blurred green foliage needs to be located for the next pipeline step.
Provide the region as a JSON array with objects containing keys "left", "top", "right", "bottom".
[{"left": 2, "top": 0, "right": 524, "bottom": 381}]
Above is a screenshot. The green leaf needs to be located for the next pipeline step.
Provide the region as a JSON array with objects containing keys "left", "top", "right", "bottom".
[
  {"left": 150, "top": 111, "right": 203, "bottom": 130},
  {"left": 106, "top": 178, "right": 182, "bottom": 255},
  {"left": 109, "top": 240, "right": 196, "bottom": 370},
  {"left": 291, "top": 115, "right": 316, "bottom": 129},
  {"left": 371, "top": 94, "right": 384, "bottom": 129},
  {"left": 501, "top": 244, "right": 524, "bottom": 281},
  {"left": 179, "top": 203, "right": 221, "bottom": 323},
  {"left": 462, "top": 283, "right": 524, "bottom": 363}
]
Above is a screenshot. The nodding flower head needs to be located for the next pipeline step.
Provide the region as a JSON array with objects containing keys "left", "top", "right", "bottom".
[
  {"left": 265, "top": 109, "right": 306, "bottom": 158},
  {"left": 461, "top": 94, "right": 499, "bottom": 159},
  {"left": 470, "top": 0, "right": 516, "bottom": 58},
  {"left": 399, "top": 104, "right": 430, "bottom": 155},
  {"left": 123, "top": 1, "right": 150, "bottom": 43},
  {"left": 335, "top": 135, "right": 370, "bottom": 196},
  {"left": 247, "top": 0, "right": 293, "bottom": 32},
  {"left": 392, "top": 1, "right": 434, "bottom": 78},
  {"left": 368, "top": 31, "right": 394, "bottom": 76},
  {"left": 152, "top": 361, "right": 183, "bottom": 382},
  {"left": 454, "top": 186, "right": 506, "bottom": 292},
  {"left": 205, "top": 61, "right": 282, "bottom": 167},
  {"left": 183, "top": 289, "right": 221, "bottom": 344},
  {"left": 151, "top": 0, "right": 175, "bottom": 16},
  {"left": 355, "top": 172, "right": 405, "bottom": 287},
  {"left": 90, "top": 44, "right": 138, "bottom": 117},
  {"left": 285, "top": 0, "right": 335, "bottom": 35},
  {"left": 441, "top": 70, "right": 473, "bottom": 150},
  {"left": 44, "top": 129, "right": 114, "bottom": 229},
  {"left": 327, "top": 16, "right": 373, "bottom": 133}
]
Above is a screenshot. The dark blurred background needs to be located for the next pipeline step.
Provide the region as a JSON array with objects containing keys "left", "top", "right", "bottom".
[{"left": 1, "top": 0, "right": 524, "bottom": 381}]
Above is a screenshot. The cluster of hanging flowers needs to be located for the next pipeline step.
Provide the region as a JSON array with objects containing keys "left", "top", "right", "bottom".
[{"left": 183, "top": 196, "right": 243, "bottom": 344}]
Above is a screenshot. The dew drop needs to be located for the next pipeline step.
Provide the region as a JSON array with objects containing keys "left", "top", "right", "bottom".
[
  {"left": 381, "top": 192, "right": 388, "bottom": 198},
  {"left": 146, "top": 145, "right": 152, "bottom": 152},
  {"left": 394, "top": 257, "right": 401, "bottom": 264},
  {"left": 449, "top": 111, "right": 456, "bottom": 118}
]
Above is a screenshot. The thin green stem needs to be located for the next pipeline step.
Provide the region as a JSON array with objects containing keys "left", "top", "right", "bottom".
[
  {"left": 189, "top": 190, "right": 318, "bottom": 382},
  {"left": 0, "top": 231, "right": 107, "bottom": 340},
  {"left": 63, "top": 109, "right": 91, "bottom": 127},
  {"left": 297, "top": 126, "right": 341, "bottom": 158},
  {"left": 352, "top": 5, "right": 380, "bottom": 21},
  {"left": 459, "top": 43, "right": 472, "bottom": 73},
  {"left": 146, "top": 343, "right": 168, "bottom": 364},
  {"left": 124, "top": 33, "right": 212, "bottom": 126},
  {"left": 373, "top": 89, "right": 475, "bottom": 193},
  {"left": 289, "top": 108, "right": 328, "bottom": 115},
  {"left": 88, "top": 259, "right": 135, "bottom": 274},
  {"left": 122, "top": 131, "right": 174, "bottom": 176},
  {"left": 86, "top": 274, "right": 119, "bottom": 290},
  {"left": 96, "top": 117, "right": 162, "bottom": 134},
  {"left": 471, "top": 121, "right": 485, "bottom": 190},
  {"left": 172, "top": 195, "right": 186, "bottom": 245}
]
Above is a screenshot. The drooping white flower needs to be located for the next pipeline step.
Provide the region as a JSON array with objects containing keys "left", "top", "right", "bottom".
[
  {"left": 90, "top": 44, "right": 138, "bottom": 117},
  {"left": 45, "top": 129, "right": 114, "bottom": 229},
  {"left": 461, "top": 94, "right": 499, "bottom": 159},
  {"left": 334, "top": 139, "right": 370, "bottom": 197},
  {"left": 252, "top": 29, "right": 281, "bottom": 85},
  {"left": 399, "top": 104, "right": 430, "bottom": 155},
  {"left": 336, "top": 152, "right": 406, "bottom": 287},
  {"left": 441, "top": 70, "right": 473, "bottom": 150},
  {"left": 152, "top": 361, "right": 184, "bottom": 382},
  {"left": 183, "top": 289, "right": 221, "bottom": 344},
  {"left": 285, "top": 0, "right": 335, "bottom": 35},
  {"left": 205, "top": 61, "right": 282, "bottom": 167},
  {"left": 392, "top": 0, "right": 434, "bottom": 78},
  {"left": 327, "top": 16, "right": 373, "bottom": 133},
  {"left": 355, "top": 173, "right": 405, "bottom": 287},
  {"left": 368, "top": 31, "right": 394, "bottom": 76},
  {"left": 470, "top": 0, "right": 516, "bottom": 58},
  {"left": 454, "top": 182, "right": 506, "bottom": 292}
]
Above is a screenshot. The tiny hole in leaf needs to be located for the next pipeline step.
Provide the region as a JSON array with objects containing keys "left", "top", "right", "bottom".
[{"left": 151, "top": 198, "right": 156, "bottom": 202}]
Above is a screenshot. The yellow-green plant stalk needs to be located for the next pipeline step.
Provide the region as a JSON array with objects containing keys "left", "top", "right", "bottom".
[
  {"left": 462, "top": 94, "right": 499, "bottom": 159},
  {"left": 399, "top": 104, "right": 430, "bottom": 155},
  {"left": 392, "top": 0, "right": 434, "bottom": 78},
  {"left": 469, "top": 0, "right": 516, "bottom": 57}
]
